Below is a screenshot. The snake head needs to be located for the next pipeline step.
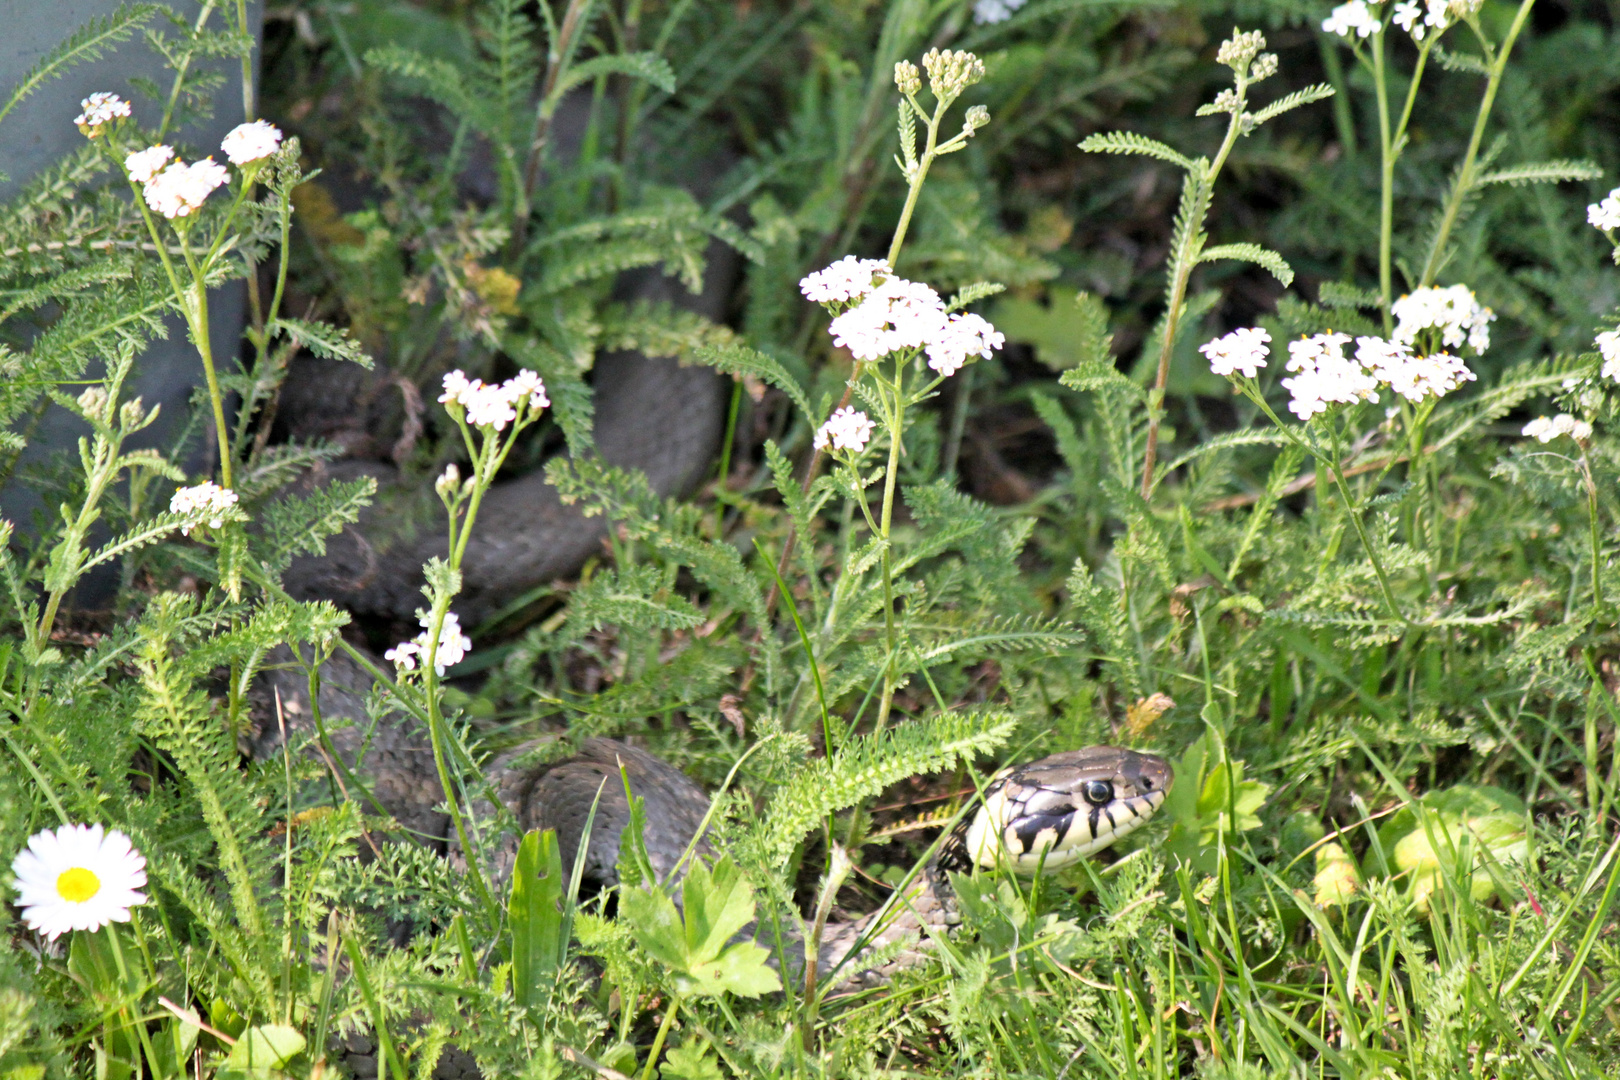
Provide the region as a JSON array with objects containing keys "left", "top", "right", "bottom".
[{"left": 948, "top": 746, "right": 1173, "bottom": 874}]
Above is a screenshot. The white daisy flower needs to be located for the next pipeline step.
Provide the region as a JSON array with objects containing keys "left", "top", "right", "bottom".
[
  {"left": 1322, "top": 0, "right": 1382, "bottom": 38},
  {"left": 75, "top": 92, "right": 131, "bottom": 134},
  {"left": 925, "top": 312, "right": 1004, "bottom": 377},
  {"left": 169, "top": 481, "right": 239, "bottom": 535},
  {"left": 124, "top": 145, "right": 175, "bottom": 184},
  {"left": 220, "top": 119, "right": 283, "bottom": 166},
  {"left": 813, "top": 406, "right": 876, "bottom": 453},
  {"left": 143, "top": 158, "right": 229, "bottom": 219},
  {"left": 1199, "top": 326, "right": 1271, "bottom": 378},
  {"left": 800, "top": 256, "right": 891, "bottom": 305},
  {"left": 1596, "top": 330, "right": 1620, "bottom": 382},
  {"left": 11, "top": 824, "right": 147, "bottom": 940}
]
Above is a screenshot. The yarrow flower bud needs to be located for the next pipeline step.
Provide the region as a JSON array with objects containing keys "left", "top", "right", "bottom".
[
  {"left": 1597, "top": 329, "right": 1620, "bottom": 382},
  {"left": 169, "top": 481, "right": 239, "bottom": 535},
  {"left": 124, "top": 145, "right": 174, "bottom": 184},
  {"left": 813, "top": 406, "right": 876, "bottom": 453},
  {"left": 1587, "top": 187, "right": 1620, "bottom": 232},
  {"left": 1250, "top": 53, "right": 1279, "bottom": 80},
  {"left": 1523, "top": 414, "right": 1592, "bottom": 443},
  {"left": 76, "top": 387, "right": 110, "bottom": 422},
  {"left": 963, "top": 105, "right": 991, "bottom": 134},
  {"left": 1322, "top": 0, "right": 1382, "bottom": 38},
  {"left": 220, "top": 119, "right": 283, "bottom": 165},
  {"left": 1199, "top": 327, "right": 1271, "bottom": 378},
  {"left": 435, "top": 463, "right": 461, "bottom": 497},
  {"left": 894, "top": 60, "right": 922, "bottom": 96},
  {"left": 75, "top": 92, "right": 130, "bottom": 136},
  {"left": 1216, "top": 29, "right": 1266, "bottom": 73},
  {"left": 800, "top": 256, "right": 890, "bottom": 306},
  {"left": 142, "top": 158, "right": 229, "bottom": 219},
  {"left": 920, "top": 49, "right": 985, "bottom": 99}
]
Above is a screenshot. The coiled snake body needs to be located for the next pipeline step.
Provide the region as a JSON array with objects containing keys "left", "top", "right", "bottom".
[{"left": 249, "top": 652, "right": 1171, "bottom": 1071}]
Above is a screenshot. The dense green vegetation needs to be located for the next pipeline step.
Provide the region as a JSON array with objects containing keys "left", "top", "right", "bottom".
[{"left": 4, "top": 0, "right": 1620, "bottom": 1075}]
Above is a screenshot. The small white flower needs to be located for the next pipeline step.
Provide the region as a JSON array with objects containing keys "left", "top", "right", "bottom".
[
  {"left": 800, "top": 256, "right": 891, "bottom": 305},
  {"left": 419, "top": 612, "right": 473, "bottom": 674},
  {"left": 1596, "top": 330, "right": 1620, "bottom": 382},
  {"left": 1523, "top": 413, "right": 1590, "bottom": 443},
  {"left": 75, "top": 93, "right": 131, "bottom": 133},
  {"left": 461, "top": 382, "right": 517, "bottom": 430},
  {"left": 434, "top": 463, "right": 461, "bottom": 497},
  {"left": 1323, "top": 0, "right": 1382, "bottom": 38},
  {"left": 11, "top": 824, "right": 147, "bottom": 940},
  {"left": 439, "top": 370, "right": 473, "bottom": 405},
  {"left": 142, "top": 158, "right": 229, "bottom": 219},
  {"left": 925, "top": 312, "right": 1004, "bottom": 377},
  {"left": 1200, "top": 327, "right": 1271, "bottom": 378},
  {"left": 503, "top": 369, "right": 550, "bottom": 410},
  {"left": 384, "top": 641, "right": 420, "bottom": 671},
  {"left": 1392, "top": 0, "right": 1424, "bottom": 34},
  {"left": 1281, "top": 332, "right": 1378, "bottom": 419},
  {"left": 220, "top": 119, "right": 283, "bottom": 166},
  {"left": 169, "top": 481, "right": 239, "bottom": 535},
  {"left": 813, "top": 406, "right": 876, "bottom": 453},
  {"left": 828, "top": 276, "right": 949, "bottom": 361},
  {"left": 1588, "top": 188, "right": 1620, "bottom": 232},
  {"left": 124, "top": 145, "right": 175, "bottom": 184}
]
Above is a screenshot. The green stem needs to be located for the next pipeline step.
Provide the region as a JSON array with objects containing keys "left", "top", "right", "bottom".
[
  {"left": 1140, "top": 82, "right": 1248, "bottom": 499},
  {"left": 875, "top": 367, "right": 906, "bottom": 731},
  {"left": 179, "top": 235, "right": 232, "bottom": 488},
  {"left": 1328, "top": 455, "right": 1407, "bottom": 624},
  {"left": 1417, "top": 0, "right": 1536, "bottom": 286},
  {"left": 1582, "top": 449, "right": 1604, "bottom": 610},
  {"left": 1372, "top": 35, "right": 1395, "bottom": 334},
  {"left": 639, "top": 995, "right": 682, "bottom": 1080}
]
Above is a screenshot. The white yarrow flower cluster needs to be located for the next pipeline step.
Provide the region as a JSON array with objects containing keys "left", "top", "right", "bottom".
[
  {"left": 1200, "top": 327, "right": 1271, "bottom": 378},
  {"left": 1391, "top": 284, "right": 1494, "bottom": 353},
  {"left": 813, "top": 406, "right": 876, "bottom": 453},
  {"left": 75, "top": 92, "right": 131, "bottom": 133},
  {"left": 124, "top": 145, "right": 175, "bottom": 184},
  {"left": 1522, "top": 414, "right": 1592, "bottom": 443},
  {"left": 1597, "top": 330, "right": 1620, "bottom": 382},
  {"left": 438, "top": 369, "right": 550, "bottom": 431},
  {"left": 829, "top": 277, "right": 950, "bottom": 361},
  {"left": 800, "top": 256, "right": 890, "bottom": 305},
  {"left": 1323, "top": 0, "right": 1382, "bottom": 38},
  {"left": 926, "top": 313, "right": 1004, "bottom": 377},
  {"left": 11, "top": 824, "right": 147, "bottom": 940},
  {"left": 169, "top": 481, "right": 239, "bottom": 535},
  {"left": 1356, "top": 337, "right": 1476, "bottom": 402},
  {"left": 386, "top": 612, "right": 473, "bottom": 675},
  {"left": 1588, "top": 187, "right": 1620, "bottom": 232},
  {"left": 220, "top": 119, "right": 283, "bottom": 165},
  {"left": 141, "top": 158, "right": 229, "bottom": 220},
  {"left": 1282, "top": 332, "right": 1380, "bottom": 419}
]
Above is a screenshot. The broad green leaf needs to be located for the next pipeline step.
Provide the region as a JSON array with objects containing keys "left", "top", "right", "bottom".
[
  {"left": 681, "top": 856, "right": 762, "bottom": 964},
  {"left": 222, "top": 1025, "right": 305, "bottom": 1072},
  {"left": 660, "top": 1040, "right": 723, "bottom": 1080},
  {"left": 622, "top": 883, "right": 688, "bottom": 971},
  {"left": 687, "top": 941, "right": 780, "bottom": 998},
  {"left": 510, "top": 829, "right": 567, "bottom": 1010}
]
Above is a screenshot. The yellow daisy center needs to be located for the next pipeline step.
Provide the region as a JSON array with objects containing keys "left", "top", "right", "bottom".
[{"left": 56, "top": 866, "right": 101, "bottom": 903}]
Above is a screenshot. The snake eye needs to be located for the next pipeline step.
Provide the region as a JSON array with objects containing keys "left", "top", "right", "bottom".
[{"left": 1082, "top": 779, "right": 1114, "bottom": 806}]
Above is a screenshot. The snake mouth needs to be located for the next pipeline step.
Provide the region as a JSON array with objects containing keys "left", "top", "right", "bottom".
[{"left": 956, "top": 747, "right": 1174, "bottom": 874}]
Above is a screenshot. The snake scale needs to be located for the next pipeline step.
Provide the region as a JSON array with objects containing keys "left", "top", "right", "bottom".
[{"left": 248, "top": 648, "right": 1173, "bottom": 1077}]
